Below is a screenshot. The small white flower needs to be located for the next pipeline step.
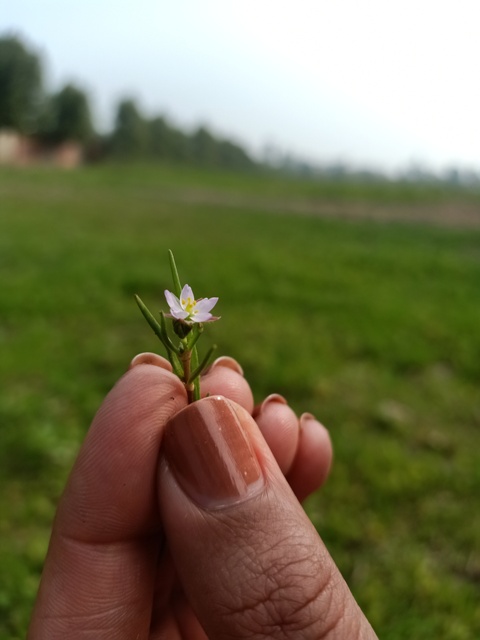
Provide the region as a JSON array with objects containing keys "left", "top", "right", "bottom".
[{"left": 165, "top": 284, "right": 219, "bottom": 324}]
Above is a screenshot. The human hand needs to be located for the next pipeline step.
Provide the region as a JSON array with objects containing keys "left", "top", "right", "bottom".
[{"left": 28, "top": 353, "right": 377, "bottom": 639}]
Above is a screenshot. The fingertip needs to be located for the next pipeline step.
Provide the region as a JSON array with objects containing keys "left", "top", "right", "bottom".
[
  {"left": 201, "top": 357, "right": 254, "bottom": 413},
  {"left": 287, "top": 414, "right": 333, "bottom": 502},
  {"left": 252, "top": 393, "right": 287, "bottom": 418},
  {"left": 254, "top": 395, "right": 299, "bottom": 475},
  {"left": 128, "top": 352, "right": 173, "bottom": 372},
  {"left": 299, "top": 414, "right": 332, "bottom": 463},
  {"left": 207, "top": 356, "right": 244, "bottom": 376}
]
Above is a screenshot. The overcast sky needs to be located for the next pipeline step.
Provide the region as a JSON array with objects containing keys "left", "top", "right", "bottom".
[{"left": 2, "top": 0, "right": 480, "bottom": 172}]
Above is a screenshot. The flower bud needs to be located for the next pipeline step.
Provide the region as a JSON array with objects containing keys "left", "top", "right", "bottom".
[{"left": 173, "top": 319, "right": 193, "bottom": 338}]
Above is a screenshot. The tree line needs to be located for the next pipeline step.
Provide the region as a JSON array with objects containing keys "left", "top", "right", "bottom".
[
  {"left": 3, "top": 32, "right": 479, "bottom": 183},
  {"left": 0, "top": 34, "right": 255, "bottom": 169}
]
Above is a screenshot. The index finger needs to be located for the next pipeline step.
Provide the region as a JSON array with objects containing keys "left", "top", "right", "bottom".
[{"left": 29, "top": 364, "right": 186, "bottom": 639}]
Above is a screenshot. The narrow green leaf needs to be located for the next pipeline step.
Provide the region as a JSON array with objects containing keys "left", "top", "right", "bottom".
[
  {"left": 168, "top": 249, "right": 182, "bottom": 297},
  {"left": 135, "top": 295, "right": 168, "bottom": 347},
  {"left": 187, "top": 323, "right": 203, "bottom": 350},
  {"left": 170, "top": 351, "right": 184, "bottom": 379},
  {"left": 188, "top": 345, "right": 217, "bottom": 384},
  {"left": 159, "top": 311, "right": 180, "bottom": 354},
  {"left": 191, "top": 345, "right": 199, "bottom": 379},
  {"left": 193, "top": 377, "right": 201, "bottom": 401},
  {"left": 136, "top": 296, "right": 184, "bottom": 377}
]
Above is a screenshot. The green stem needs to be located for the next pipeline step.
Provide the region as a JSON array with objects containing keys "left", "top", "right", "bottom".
[
  {"left": 181, "top": 348, "right": 195, "bottom": 403},
  {"left": 191, "top": 346, "right": 200, "bottom": 401}
]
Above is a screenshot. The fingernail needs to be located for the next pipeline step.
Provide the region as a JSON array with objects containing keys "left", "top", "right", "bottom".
[
  {"left": 207, "top": 356, "right": 244, "bottom": 376},
  {"left": 253, "top": 393, "right": 287, "bottom": 418},
  {"left": 163, "top": 396, "right": 264, "bottom": 509},
  {"left": 129, "top": 352, "right": 172, "bottom": 372},
  {"left": 299, "top": 412, "right": 325, "bottom": 430}
]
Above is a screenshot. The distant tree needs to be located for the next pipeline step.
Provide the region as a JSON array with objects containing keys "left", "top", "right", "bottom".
[
  {"left": 217, "top": 139, "right": 254, "bottom": 170},
  {"left": 187, "top": 125, "right": 254, "bottom": 169},
  {"left": 148, "top": 116, "right": 170, "bottom": 159},
  {"left": 110, "top": 99, "right": 147, "bottom": 157},
  {"left": 0, "top": 34, "right": 43, "bottom": 132},
  {"left": 444, "top": 167, "right": 461, "bottom": 185},
  {"left": 190, "top": 126, "right": 218, "bottom": 165},
  {"left": 167, "top": 127, "right": 191, "bottom": 163},
  {"left": 322, "top": 163, "right": 350, "bottom": 181},
  {"left": 148, "top": 114, "right": 191, "bottom": 162},
  {"left": 106, "top": 103, "right": 256, "bottom": 169},
  {"left": 40, "top": 83, "right": 92, "bottom": 143}
]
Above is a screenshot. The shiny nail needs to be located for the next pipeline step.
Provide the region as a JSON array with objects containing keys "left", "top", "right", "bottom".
[{"left": 163, "top": 396, "right": 264, "bottom": 509}]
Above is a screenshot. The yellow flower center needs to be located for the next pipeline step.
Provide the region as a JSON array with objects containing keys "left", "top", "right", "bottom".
[{"left": 182, "top": 296, "right": 195, "bottom": 314}]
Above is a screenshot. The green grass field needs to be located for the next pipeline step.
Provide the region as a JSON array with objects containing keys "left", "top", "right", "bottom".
[{"left": 1, "top": 164, "right": 480, "bottom": 639}]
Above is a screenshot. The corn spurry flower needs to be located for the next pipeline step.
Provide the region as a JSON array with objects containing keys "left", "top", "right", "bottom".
[
  {"left": 165, "top": 285, "right": 219, "bottom": 324},
  {"left": 135, "top": 250, "right": 220, "bottom": 403}
]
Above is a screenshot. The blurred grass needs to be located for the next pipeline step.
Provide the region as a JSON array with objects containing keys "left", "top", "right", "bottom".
[{"left": 1, "top": 164, "right": 480, "bottom": 639}]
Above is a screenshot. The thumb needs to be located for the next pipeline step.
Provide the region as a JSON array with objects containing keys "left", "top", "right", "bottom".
[{"left": 158, "top": 396, "right": 377, "bottom": 639}]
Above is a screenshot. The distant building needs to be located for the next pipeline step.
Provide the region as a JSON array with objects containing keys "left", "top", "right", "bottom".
[{"left": 0, "top": 129, "right": 83, "bottom": 168}]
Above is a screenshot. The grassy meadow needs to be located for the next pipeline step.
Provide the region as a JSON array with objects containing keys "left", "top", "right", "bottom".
[{"left": 1, "top": 164, "right": 480, "bottom": 639}]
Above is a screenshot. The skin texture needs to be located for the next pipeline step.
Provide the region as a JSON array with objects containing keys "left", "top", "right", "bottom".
[{"left": 28, "top": 353, "right": 377, "bottom": 640}]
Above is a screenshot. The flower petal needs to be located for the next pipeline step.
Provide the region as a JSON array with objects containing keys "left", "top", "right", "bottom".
[
  {"left": 164, "top": 289, "right": 183, "bottom": 314},
  {"left": 180, "top": 284, "right": 194, "bottom": 305},
  {"left": 193, "top": 311, "right": 213, "bottom": 322},
  {"left": 194, "top": 297, "right": 219, "bottom": 313},
  {"left": 170, "top": 308, "right": 190, "bottom": 320}
]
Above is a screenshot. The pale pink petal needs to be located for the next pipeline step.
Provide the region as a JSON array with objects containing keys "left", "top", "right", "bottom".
[
  {"left": 180, "top": 284, "right": 194, "bottom": 304},
  {"left": 194, "top": 297, "right": 219, "bottom": 313},
  {"left": 165, "top": 290, "right": 189, "bottom": 319},
  {"left": 170, "top": 308, "right": 190, "bottom": 320},
  {"left": 193, "top": 310, "right": 213, "bottom": 322},
  {"left": 163, "top": 289, "right": 182, "bottom": 309}
]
